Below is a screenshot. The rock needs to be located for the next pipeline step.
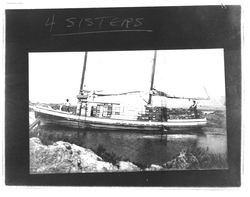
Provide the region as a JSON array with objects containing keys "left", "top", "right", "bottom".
[
  {"left": 117, "top": 161, "right": 140, "bottom": 171},
  {"left": 163, "top": 161, "right": 173, "bottom": 168},
  {"left": 64, "top": 143, "right": 72, "bottom": 150},
  {"left": 30, "top": 137, "right": 43, "bottom": 145},
  {"left": 29, "top": 137, "right": 123, "bottom": 173},
  {"left": 145, "top": 164, "right": 163, "bottom": 171}
]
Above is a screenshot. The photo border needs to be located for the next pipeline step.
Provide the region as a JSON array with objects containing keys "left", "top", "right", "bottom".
[{"left": 5, "top": 5, "right": 241, "bottom": 186}]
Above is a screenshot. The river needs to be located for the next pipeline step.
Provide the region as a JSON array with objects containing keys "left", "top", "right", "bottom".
[{"left": 30, "top": 110, "right": 228, "bottom": 169}]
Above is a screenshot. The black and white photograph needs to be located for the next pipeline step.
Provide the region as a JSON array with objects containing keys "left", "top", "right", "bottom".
[
  {"left": 29, "top": 49, "right": 227, "bottom": 173},
  {"left": 5, "top": 4, "right": 241, "bottom": 186}
]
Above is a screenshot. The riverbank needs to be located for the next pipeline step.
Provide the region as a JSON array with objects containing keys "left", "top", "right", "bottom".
[
  {"left": 30, "top": 137, "right": 227, "bottom": 173},
  {"left": 30, "top": 137, "right": 140, "bottom": 173}
]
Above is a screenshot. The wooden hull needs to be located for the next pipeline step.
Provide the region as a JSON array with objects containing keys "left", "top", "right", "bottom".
[{"left": 33, "top": 106, "right": 207, "bottom": 133}]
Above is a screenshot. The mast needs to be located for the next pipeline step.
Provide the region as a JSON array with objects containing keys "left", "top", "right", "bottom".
[
  {"left": 77, "top": 52, "right": 88, "bottom": 116},
  {"left": 79, "top": 52, "right": 88, "bottom": 94},
  {"left": 148, "top": 50, "right": 157, "bottom": 105}
]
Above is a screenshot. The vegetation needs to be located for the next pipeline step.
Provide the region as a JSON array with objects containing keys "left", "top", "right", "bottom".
[
  {"left": 164, "top": 146, "right": 228, "bottom": 170},
  {"left": 95, "top": 144, "right": 227, "bottom": 170},
  {"left": 206, "top": 111, "right": 226, "bottom": 128},
  {"left": 95, "top": 145, "right": 122, "bottom": 166},
  {"left": 187, "top": 146, "right": 228, "bottom": 169}
]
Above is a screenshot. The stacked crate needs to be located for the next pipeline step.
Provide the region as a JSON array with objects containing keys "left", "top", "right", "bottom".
[
  {"left": 138, "top": 112, "right": 150, "bottom": 121},
  {"left": 167, "top": 108, "right": 202, "bottom": 119},
  {"left": 96, "top": 104, "right": 101, "bottom": 117},
  {"left": 102, "top": 105, "right": 108, "bottom": 117},
  {"left": 137, "top": 106, "right": 163, "bottom": 122},
  {"left": 107, "top": 104, "right": 112, "bottom": 117},
  {"left": 142, "top": 107, "right": 150, "bottom": 121},
  {"left": 112, "top": 105, "right": 120, "bottom": 115},
  {"left": 110, "top": 105, "right": 120, "bottom": 119},
  {"left": 149, "top": 107, "right": 162, "bottom": 121},
  {"left": 91, "top": 106, "right": 97, "bottom": 117},
  {"left": 87, "top": 103, "right": 120, "bottom": 119},
  {"left": 154, "top": 107, "right": 162, "bottom": 121}
]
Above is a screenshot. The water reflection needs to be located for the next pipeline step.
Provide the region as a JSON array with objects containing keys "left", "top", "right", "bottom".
[{"left": 32, "top": 125, "right": 227, "bottom": 166}]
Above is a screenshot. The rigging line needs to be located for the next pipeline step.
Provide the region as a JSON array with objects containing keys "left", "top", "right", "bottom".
[
  {"left": 148, "top": 50, "right": 157, "bottom": 105},
  {"left": 138, "top": 93, "right": 148, "bottom": 104},
  {"left": 203, "top": 86, "right": 210, "bottom": 99}
]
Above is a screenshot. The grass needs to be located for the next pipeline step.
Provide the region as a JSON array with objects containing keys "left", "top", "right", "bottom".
[
  {"left": 96, "top": 145, "right": 122, "bottom": 166},
  {"left": 95, "top": 145, "right": 149, "bottom": 169},
  {"left": 186, "top": 146, "right": 228, "bottom": 169},
  {"left": 94, "top": 144, "right": 228, "bottom": 170}
]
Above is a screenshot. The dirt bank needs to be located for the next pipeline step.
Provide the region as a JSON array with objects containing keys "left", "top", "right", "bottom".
[{"left": 30, "top": 137, "right": 227, "bottom": 173}]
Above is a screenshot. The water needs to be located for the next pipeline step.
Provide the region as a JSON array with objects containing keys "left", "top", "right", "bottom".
[{"left": 31, "top": 124, "right": 227, "bottom": 168}]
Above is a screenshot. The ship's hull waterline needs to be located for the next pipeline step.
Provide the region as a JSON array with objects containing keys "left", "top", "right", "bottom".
[{"left": 33, "top": 106, "right": 207, "bottom": 133}]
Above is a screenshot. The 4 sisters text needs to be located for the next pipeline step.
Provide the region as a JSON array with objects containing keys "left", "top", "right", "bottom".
[{"left": 45, "top": 15, "right": 146, "bottom": 33}]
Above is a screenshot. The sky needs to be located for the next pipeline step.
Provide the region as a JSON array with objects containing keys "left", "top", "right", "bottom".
[{"left": 29, "top": 49, "right": 225, "bottom": 104}]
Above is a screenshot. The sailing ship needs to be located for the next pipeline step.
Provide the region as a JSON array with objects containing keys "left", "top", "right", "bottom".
[{"left": 32, "top": 51, "right": 207, "bottom": 133}]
